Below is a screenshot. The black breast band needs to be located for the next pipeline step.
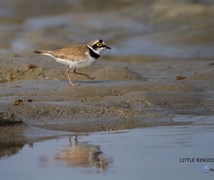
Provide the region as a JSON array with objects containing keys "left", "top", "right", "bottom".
[{"left": 88, "top": 48, "right": 100, "bottom": 59}]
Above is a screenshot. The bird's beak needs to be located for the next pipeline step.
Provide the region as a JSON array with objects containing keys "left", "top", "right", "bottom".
[{"left": 104, "top": 45, "right": 111, "bottom": 49}]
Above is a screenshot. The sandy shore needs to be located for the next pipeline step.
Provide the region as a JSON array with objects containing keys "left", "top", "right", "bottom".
[{"left": 0, "top": 53, "right": 213, "bottom": 133}]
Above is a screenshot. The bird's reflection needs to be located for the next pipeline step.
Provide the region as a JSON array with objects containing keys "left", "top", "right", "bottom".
[
  {"left": 55, "top": 137, "right": 111, "bottom": 171},
  {"left": 0, "top": 142, "right": 24, "bottom": 160}
]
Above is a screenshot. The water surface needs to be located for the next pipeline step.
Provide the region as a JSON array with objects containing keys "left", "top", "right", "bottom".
[{"left": 0, "top": 125, "right": 214, "bottom": 180}]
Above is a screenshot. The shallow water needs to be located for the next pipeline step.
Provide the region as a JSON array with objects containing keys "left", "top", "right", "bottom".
[{"left": 0, "top": 125, "right": 214, "bottom": 180}]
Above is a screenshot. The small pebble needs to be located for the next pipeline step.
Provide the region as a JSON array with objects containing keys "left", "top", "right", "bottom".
[
  {"left": 13, "top": 99, "right": 23, "bottom": 106},
  {"left": 176, "top": 76, "right": 186, "bottom": 80},
  {"left": 28, "top": 64, "right": 37, "bottom": 70}
]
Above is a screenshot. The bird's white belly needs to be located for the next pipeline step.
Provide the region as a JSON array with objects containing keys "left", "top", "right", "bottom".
[{"left": 54, "top": 57, "right": 96, "bottom": 69}]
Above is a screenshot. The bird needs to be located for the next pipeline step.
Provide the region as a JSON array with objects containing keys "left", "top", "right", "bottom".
[
  {"left": 34, "top": 39, "right": 111, "bottom": 86},
  {"left": 56, "top": 141, "right": 109, "bottom": 170}
]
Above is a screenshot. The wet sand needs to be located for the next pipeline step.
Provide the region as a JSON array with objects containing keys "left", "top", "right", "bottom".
[{"left": 0, "top": 53, "right": 213, "bottom": 133}]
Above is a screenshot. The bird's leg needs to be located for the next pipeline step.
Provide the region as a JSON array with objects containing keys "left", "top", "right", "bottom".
[
  {"left": 73, "top": 68, "right": 95, "bottom": 80},
  {"left": 66, "top": 68, "right": 79, "bottom": 87}
]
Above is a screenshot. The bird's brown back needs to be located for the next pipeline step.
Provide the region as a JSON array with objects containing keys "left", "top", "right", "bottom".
[
  {"left": 35, "top": 45, "right": 89, "bottom": 61},
  {"left": 52, "top": 45, "right": 89, "bottom": 61}
]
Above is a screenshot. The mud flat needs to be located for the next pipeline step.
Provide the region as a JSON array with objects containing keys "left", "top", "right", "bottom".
[{"left": 0, "top": 53, "right": 213, "bottom": 133}]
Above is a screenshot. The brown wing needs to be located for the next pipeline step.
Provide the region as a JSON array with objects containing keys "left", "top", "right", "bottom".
[{"left": 51, "top": 45, "right": 88, "bottom": 61}]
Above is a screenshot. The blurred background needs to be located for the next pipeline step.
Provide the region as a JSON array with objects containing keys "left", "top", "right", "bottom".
[{"left": 0, "top": 0, "right": 214, "bottom": 58}]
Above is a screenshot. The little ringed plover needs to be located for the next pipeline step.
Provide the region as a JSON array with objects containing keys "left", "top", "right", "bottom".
[{"left": 34, "top": 39, "right": 111, "bottom": 86}]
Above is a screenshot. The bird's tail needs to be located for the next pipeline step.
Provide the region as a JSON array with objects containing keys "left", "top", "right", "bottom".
[
  {"left": 34, "top": 50, "right": 44, "bottom": 54},
  {"left": 34, "top": 50, "right": 52, "bottom": 56}
]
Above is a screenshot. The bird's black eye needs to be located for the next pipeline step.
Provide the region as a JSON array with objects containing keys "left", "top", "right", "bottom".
[{"left": 96, "top": 42, "right": 103, "bottom": 47}]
